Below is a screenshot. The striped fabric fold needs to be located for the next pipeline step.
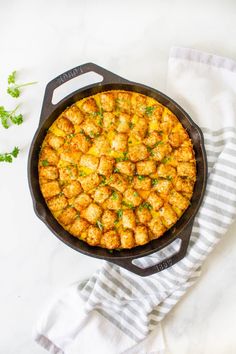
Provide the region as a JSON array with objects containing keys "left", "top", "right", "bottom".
[
  {"left": 35, "top": 48, "right": 236, "bottom": 354},
  {"left": 78, "top": 126, "right": 236, "bottom": 342}
]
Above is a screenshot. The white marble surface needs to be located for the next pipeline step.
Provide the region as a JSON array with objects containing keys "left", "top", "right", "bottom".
[{"left": 0, "top": 0, "right": 236, "bottom": 353}]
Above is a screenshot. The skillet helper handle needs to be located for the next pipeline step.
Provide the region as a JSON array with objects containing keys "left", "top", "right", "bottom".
[
  {"left": 110, "top": 220, "right": 194, "bottom": 277},
  {"left": 39, "top": 63, "right": 128, "bottom": 124}
]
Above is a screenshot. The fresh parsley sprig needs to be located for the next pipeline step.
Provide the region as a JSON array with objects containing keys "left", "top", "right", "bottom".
[
  {"left": 7, "top": 70, "right": 37, "bottom": 98},
  {"left": 0, "top": 146, "right": 19, "bottom": 163},
  {"left": 0, "top": 104, "right": 23, "bottom": 129}
]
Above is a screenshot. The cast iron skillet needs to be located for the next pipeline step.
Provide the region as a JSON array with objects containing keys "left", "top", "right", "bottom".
[{"left": 28, "top": 63, "right": 207, "bottom": 276}]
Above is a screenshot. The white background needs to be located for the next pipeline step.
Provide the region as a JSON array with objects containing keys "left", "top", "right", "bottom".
[{"left": 0, "top": 0, "right": 236, "bottom": 353}]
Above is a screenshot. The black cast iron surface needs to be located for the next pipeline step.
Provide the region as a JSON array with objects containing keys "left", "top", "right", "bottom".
[{"left": 28, "top": 63, "right": 207, "bottom": 276}]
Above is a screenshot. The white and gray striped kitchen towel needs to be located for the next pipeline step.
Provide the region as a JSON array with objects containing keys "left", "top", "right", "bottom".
[{"left": 35, "top": 47, "right": 236, "bottom": 354}]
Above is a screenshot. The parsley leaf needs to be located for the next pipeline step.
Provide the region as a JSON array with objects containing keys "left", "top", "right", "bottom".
[
  {"left": 117, "top": 209, "right": 123, "bottom": 218},
  {"left": 0, "top": 105, "right": 23, "bottom": 129},
  {"left": 0, "top": 146, "right": 19, "bottom": 163},
  {"left": 41, "top": 160, "right": 49, "bottom": 166},
  {"left": 7, "top": 70, "right": 37, "bottom": 98},
  {"left": 162, "top": 156, "right": 171, "bottom": 164},
  {"left": 112, "top": 191, "right": 118, "bottom": 200},
  {"left": 152, "top": 178, "right": 159, "bottom": 186},
  {"left": 8, "top": 70, "right": 16, "bottom": 84},
  {"left": 139, "top": 202, "right": 152, "bottom": 211},
  {"left": 96, "top": 220, "right": 103, "bottom": 231},
  {"left": 145, "top": 106, "right": 155, "bottom": 116}
]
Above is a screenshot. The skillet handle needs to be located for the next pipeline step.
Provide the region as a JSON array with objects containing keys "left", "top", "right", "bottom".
[
  {"left": 40, "top": 63, "right": 128, "bottom": 124},
  {"left": 110, "top": 220, "right": 194, "bottom": 277}
]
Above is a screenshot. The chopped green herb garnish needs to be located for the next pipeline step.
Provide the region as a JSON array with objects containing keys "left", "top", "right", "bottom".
[
  {"left": 137, "top": 175, "right": 145, "bottom": 181},
  {"left": 162, "top": 156, "right": 171, "bottom": 164},
  {"left": 122, "top": 201, "right": 134, "bottom": 209},
  {"left": 166, "top": 176, "right": 173, "bottom": 181},
  {"left": 145, "top": 106, "right": 155, "bottom": 116},
  {"left": 114, "top": 219, "right": 119, "bottom": 226},
  {"left": 129, "top": 122, "right": 134, "bottom": 129},
  {"left": 117, "top": 209, "right": 123, "bottom": 218},
  {"left": 108, "top": 250, "right": 114, "bottom": 253},
  {"left": 96, "top": 220, "right": 103, "bottom": 231},
  {"left": 152, "top": 178, "right": 159, "bottom": 186},
  {"left": 42, "top": 160, "right": 49, "bottom": 167},
  {"left": 133, "top": 191, "right": 138, "bottom": 197},
  {"left": 114, "top": 167, "right": 120, "bottom": 173},
  {"left": 153, "top": 141, "right": 164, "bottom": 148},
  {"left": 115, "top": 152, "right": 129, "bottom": 163},
  {"left": 7, "top": 70, "right": 37, "bottom": 98},
  {"left": 67, "top": 133, "right": 75, "bottom": 139},
  {"left": 112, "top": 191, "right": 118, "bottom": 200},
  {"left": 139, "top": 202, "right": 152, "bottom": 211},
  {"left": 0, "top": 146, "right": 19, "bottom": 163},
  {"left": 127, "top": 176, "right": 133, "bottom": 183},
  {"left": 100, "top": 175, "right": 107, "bottom": 185}
]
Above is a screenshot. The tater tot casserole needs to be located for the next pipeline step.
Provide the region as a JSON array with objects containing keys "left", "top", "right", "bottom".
[{"left": 38, "top": 90, "right": 196, "bottom": 250}]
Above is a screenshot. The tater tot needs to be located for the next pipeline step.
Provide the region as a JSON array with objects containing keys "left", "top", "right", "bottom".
[
  {"left": 39, "top": 166, "right": 58, "bottom": 180},
  {"left": 80, "top": 154, "right": 99, "bottom": 171},
  {"left": 71, "top": 133, "right": 91, "bottom": 154},
  {"left": 87, "top": 225, "right": 102, "bottom": 246},
  {"left": 120, "top": 229, "right": 135, "bottom": 248},
  {"left": 117, "top": 113, "right": 130, "bottom": 133},
  {"left": 94, "top": 186, "right": 111, "bottom": 204},
  {"left": 116, "top": 92, "right": 131, "bottom": 113},
  {"left": 82, "top": 119, "right": 101, "bottom": 138},
  {"left": 134, "top": 226, "right": 149, "bottom": 245},
  {"left": 81, "top": 203, "right": 103, "bottom": 224},
  {"left": 58, "top": 207, "right": 77, "bottom": 226},
  {"left": 40, "top": 146, "right": 59, "bottom": 166},
  {"left": 57, "top": 116, "right": 74, "bottom": 134},
  {"left": 123, "top": 188, "right": 142, "bottom": 207},
  {"left": 46, "top": 133, "right": 65, "bottom": 150},
  {"left": 108, "top": 174, "right": 128, "bottom": 193},
  {"left": 80, "top": 173, "right": 100, "bottom": 192},
  {"left": 159, "top": 203, "right": 178, "bottom": 228},
  {"left": 102, "top": 210, "right": 117, "bottom": 231},
  {"left": 149, "top": 217, "right": 166, "bottom": 238},
  {"left": 64, "top": 105, "right": 85, "bottom": 125},
  {"left": 168, "top": 189, "right": 190, "bottom": 210},
  {"left": 70, "top": 217, "right": 89, "bottom": 237},
  {"left": 136, "top": 160, "right": 156, "bottom": 175},
  {"left": 133, "top": 176, "right": 151, "bottom": 190},
  {"left": 41, "top": 181, "right": 61, "bottom": 199},
  {"left": 59, "top": 165, "right": 77, "bottom": 182},
  {"left": 122, "top": 209, "right": 136, "bottom": 229},
  {"left": 100, "top": 231, "right": 120, "bottom": 249},
  {"left": 98, "top": 156, "right": 115, "bottom": 176},
  {"left": 111, "top": 133, "right": 128, "bottom": 152},
  {"left": 62, "top": 181, "right": 82, "bottom": 198},
  {"left": 116, "top": 161, "right": 135, "bottom": 176},
  {"left": 177, "top": 162, "right": 196, "bottom": 179},
  {"left": 74, "top": 193, "right": 92, "bottom": 211},
  {"left": 47, "top": 195, "right": 68, "bottom": 211},
  {"left": 147, "top": 192, "right": 163, "bottom": 211},
  {"left": 136, "top": 206, "right": 152, "bottom": 224},
  {"left": 128, "top": 144, "right": 149, "bottom": 162},
  {"left": 81, "top": 98, "right": 99, "bottom": 114},
  {"left": 100, "top": 92, "right": 115, "bottom": 112}
]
